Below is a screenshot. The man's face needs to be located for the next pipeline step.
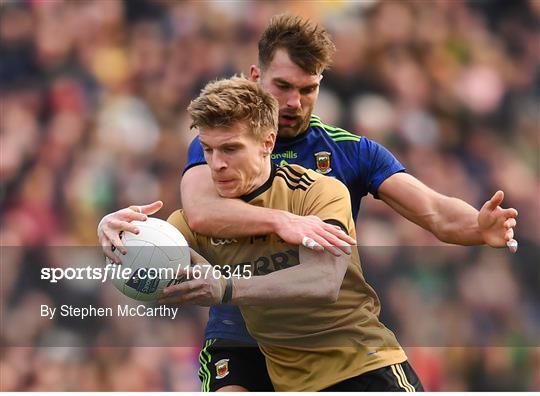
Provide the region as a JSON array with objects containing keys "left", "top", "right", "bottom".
[
  {"left": 253, "top": 49, "right": 322, "bottom": 138},
  {"left": 199, "top": 123, "right": 275, "bottom": 198}
]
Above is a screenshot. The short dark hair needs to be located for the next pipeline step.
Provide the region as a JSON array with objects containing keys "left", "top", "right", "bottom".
[
  {"left": 258, "top": 14, "right": 336, "bottom": 75},
  {"left": 188, "top": 75, "right": 278, "bottom": 140}
]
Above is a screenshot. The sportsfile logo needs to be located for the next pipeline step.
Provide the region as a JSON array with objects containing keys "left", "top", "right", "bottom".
[{"left": 41, "top": 263, "right": 186, "bottom": 284}]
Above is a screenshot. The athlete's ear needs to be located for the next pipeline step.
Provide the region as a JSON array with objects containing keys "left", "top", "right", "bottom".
[
  {"left": 263, "top": 130, "right": 276, "bottom": 155},
  {"left": 250, "top": 65, "right": 261, "bottom": 82}
]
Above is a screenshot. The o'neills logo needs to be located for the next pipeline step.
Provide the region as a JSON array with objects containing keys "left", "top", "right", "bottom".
[
  {"left": 271, "top": 150, "right": 298, "bottom": 160},
  {"left": 314, "top": 151, "right": 332, "bottom": 174},
  {"left": 215, "top": 359, "right": 230, "bottom": 379}
]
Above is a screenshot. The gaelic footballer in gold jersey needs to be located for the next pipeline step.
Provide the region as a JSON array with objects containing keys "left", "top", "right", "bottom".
[{"left": 161, "top": 76, "right": 413, "bottom": 391}]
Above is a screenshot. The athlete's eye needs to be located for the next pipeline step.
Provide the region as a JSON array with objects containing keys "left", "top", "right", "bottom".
[
  {"left": 301, "top": 86, "right": 317, "bottom": 95},
  {"left": 203, "top": 148, "right": 213, "bottom": 154},
  {"left": 223, "top": 147, "right": 236, "bottom": 154}
]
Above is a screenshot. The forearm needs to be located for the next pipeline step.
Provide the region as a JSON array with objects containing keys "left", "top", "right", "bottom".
[
  {"left": 430, "top": 196, "right": 483, "bottom": 245},
  {"left": 181, "top": 165, "right": 284, "bottom": 238},
  {"left": 230, "top": 248, "right": 347, "bottom": 306},
  {"left": 187, "top": 195, "right": 286, "bottom": 238},
  {"left": 231, "top": 269, "right": 330, "bottom": 306},
  {"left": 379, "top": 173, "right": 485, "bottom": 246}
]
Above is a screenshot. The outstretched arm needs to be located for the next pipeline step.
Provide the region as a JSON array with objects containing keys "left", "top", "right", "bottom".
[
  {"left": 378, "top": 172, "right": 518, "bottom": 250},
  {"left": 159, "top": 246, "right": 349, "bottom": 307},
  {"left": 181, "top": 165, "right": 356, "bottom": 256}
]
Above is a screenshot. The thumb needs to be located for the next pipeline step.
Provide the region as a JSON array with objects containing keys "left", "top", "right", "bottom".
[
  {"left": 140, "top": 200, "right": 163, "bottom": 215},
  {"left": 189, "top": 247, "right": 209, "bottom": 265},
  {"left": 485, "top": 191, "right": 504, "bottom": 211}
]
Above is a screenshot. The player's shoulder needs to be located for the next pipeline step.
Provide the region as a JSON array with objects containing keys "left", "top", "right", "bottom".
[
  {"left": 275, "top": 164, "right": 345, "bottom": 192},
  {"left": 275, "top": 164, "right": 320, "bottom": 191},
  {"left": 309, "top": 116, "right": 394, "bottom": 161},
  {"left": 308, "top": 115, "right": 363, "bottom": 147}
]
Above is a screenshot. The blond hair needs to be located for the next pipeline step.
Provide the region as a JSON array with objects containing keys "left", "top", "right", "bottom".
[
  {"left": 258, "top": 14, "right": 336, "bottom": 75},
  {"left": 188, "top": 76, "right": 278, "bottom": 140}
]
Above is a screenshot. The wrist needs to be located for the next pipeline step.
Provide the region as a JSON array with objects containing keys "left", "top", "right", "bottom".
[
  {"left": 478, "top": 229, "right": 488, "bottom": 245},
  {"left": 271, "top": 210, "right": 293, "bottom": 235},
  {"left": 221, "top": 277, "right": 233, "bottom": 304},
  {"left": 474, "top": 219, "right": 487, "bottom": 245},
  {"left": 229, "top": 277, "right": 246, "bottom": 305},
  {"left": 97, "top": 215, "right": 108, "bottom": 238}
]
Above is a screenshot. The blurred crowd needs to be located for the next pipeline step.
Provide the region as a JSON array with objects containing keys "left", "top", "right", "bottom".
[{"left": 1, "top": 0, "right": 539, "bottom": 391}]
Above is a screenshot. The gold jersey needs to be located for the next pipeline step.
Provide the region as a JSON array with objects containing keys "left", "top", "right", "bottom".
[{"left": 168, "top": 164, "right": 407, "bottom": 391}]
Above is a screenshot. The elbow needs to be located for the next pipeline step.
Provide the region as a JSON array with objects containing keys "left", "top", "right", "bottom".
[
  {"left": 316, "top": 281, "right": 340, "bottom": 304},
  {"left": 320, "top": 262, "right": 346, "bottom": 304},
  {"left": 309, "top": 261, "right": 346, "bottom": 304},
  {"left": 325, "top": 285, "right": 340, "bottom": 304}
]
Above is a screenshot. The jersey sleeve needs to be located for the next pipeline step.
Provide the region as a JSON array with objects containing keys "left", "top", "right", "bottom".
[
  {"left": 300, "top": 176, "right": 355, "bottom": 238},
  {"left": 357, "top": 137, "right": 405, "bottom": 199},
  {"left": 166, "top": 209, "right": 200, "bottom": 251},
  {"left": 183, "top": 136, "right": 207, "bottom": 174}
]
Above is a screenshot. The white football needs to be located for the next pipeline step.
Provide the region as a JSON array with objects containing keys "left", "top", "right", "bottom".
[{"left": 111, "top": 217, "right": 190, "bottom": 301}]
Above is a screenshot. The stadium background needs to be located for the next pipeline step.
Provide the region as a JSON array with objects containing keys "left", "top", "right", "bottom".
[{"left": 1, "top": 0, "right": 539, "bottom": 391}]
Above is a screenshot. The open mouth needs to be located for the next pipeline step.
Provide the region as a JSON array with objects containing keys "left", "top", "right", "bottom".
[{"left": 279, "top": 115, "right": 298, "bottom": 125}]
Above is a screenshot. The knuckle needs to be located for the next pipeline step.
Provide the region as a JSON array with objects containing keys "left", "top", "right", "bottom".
[{"left": 174, "top": 285, "right": 185, "bottom": 294}]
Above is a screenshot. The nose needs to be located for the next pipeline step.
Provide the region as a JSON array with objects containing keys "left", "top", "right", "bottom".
[
  {"left": 286, "top": 89, "right": 301, "bottom": 110},
  {"left": 209, "top": 151, "right": 227, "bottom": 172}
]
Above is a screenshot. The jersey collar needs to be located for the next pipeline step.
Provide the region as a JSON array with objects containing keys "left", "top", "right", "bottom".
[{"left": 240, "top": 162, "right": 277, "bottom": 203}]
